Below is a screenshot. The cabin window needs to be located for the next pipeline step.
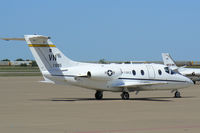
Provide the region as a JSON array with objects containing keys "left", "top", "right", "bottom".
[
  {"left": 158, "top": 69, "right": 162, "bottom": 75},
  {"left": 132, "top": 70, "right": 136, "bottom": 75},
  {"left": 141, "top": 70, "right": 144, "bottom": 75}
]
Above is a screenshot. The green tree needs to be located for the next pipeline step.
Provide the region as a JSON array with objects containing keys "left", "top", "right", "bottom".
[
  {"left": 16, "top": 58, "right": 24, "bottom": 61},
  {"left": 20, "top": 63, "right": 27, "bottom": 67},
  {"left": 2, "top": 59, "right": 10, "bottom": 61},
  {"left": 98, "top": 59, "right": 107, "bottom": 64},
  {"left": 31, "top": 60, "right": 38, "bottom": 67}
]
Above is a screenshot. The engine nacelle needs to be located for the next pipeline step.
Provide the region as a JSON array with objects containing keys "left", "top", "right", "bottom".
[{"left": 87, "top": 67, "right": 122, "bottom": 80}]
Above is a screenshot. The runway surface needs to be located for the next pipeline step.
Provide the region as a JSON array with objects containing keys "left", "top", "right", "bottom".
[{"left": 0, "top": 76, "right": 200, "bottom": 133}]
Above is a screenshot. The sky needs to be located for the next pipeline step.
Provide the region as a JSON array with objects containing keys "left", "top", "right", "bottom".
[{"left": 0, "top": 0, "right": 200, "bottom": 62}]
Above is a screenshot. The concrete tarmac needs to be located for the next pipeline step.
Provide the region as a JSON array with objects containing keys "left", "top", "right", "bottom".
[{"left": 0, "top": 76, "right": 200, "bottom": 133}]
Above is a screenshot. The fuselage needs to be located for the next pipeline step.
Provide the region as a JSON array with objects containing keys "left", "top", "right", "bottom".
[{"left": 44, "top": 63, "right": 193, "bottom": 92}]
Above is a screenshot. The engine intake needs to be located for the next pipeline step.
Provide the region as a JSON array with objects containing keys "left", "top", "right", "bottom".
[{"left": 87, "top": 68, "right": 122, "bottom": 80}]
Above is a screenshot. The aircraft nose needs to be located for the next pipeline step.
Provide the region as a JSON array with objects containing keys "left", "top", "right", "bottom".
[
  {"left": 188, "top": 78, "right": 194, "bottom": 84},
  {"left": 183, "top": 75, "right": 194, "bottom": 85}
]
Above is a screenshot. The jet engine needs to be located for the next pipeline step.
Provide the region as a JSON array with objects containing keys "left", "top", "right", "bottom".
[{"left": 86, "top": 68, "right": 122, "bottom": 80}]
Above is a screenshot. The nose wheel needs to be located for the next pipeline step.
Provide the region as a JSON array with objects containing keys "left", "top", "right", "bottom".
[
  {"left": 121, "top": 92, "right": 130, "bottom": 100},
  {"left": 174, "top": 91, "right": 181, "bottom": 98},
  {"left": 95, "top": 91, "right": 103, "bottom": 100}
]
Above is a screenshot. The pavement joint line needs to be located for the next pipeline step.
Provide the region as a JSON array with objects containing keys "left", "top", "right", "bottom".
[{"left": 73, "top": 125, "right": 200, "bottom": 133}]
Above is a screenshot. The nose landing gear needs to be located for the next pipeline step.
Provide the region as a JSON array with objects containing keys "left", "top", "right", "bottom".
[
  {"left": 121, "top": 92, "right": 130, "bottom": 100},
  {"left": 174, "top": 91, "right": 181, "bottom": 98},
  {"left": 95, "top": 91, "right": 103, "bottom": 100}
]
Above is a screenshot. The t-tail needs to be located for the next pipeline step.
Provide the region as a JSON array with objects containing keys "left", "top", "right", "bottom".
[
  {"left": 1, "top": 35, "right": 80, "bottom": 81},
  {"left": 24, "top": 35, "right": 78, "bottom": 74}
]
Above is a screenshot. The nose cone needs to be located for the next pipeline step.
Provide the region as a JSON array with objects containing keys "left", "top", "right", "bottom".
[
  {"left": 185, "top": 76, "right": 193, "bottom": 84},
  {"left": 181, "top": 74, "right": 194, "bottom": 86}
]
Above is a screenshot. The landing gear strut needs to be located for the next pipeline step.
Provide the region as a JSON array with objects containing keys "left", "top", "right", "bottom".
[
  {"left": 174, "top": 91, "right": 181, "bottom": 98},
  {"left": 95, "top": 91, "right": 103, "bottom": 100},
  {"left": 121, "top": 92, "right": 130, "bottom": 100}
]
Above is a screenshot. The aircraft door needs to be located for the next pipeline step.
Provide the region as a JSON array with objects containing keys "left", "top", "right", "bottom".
[{"left": 146, "top": 65, "right": 155, "bottom": 79}]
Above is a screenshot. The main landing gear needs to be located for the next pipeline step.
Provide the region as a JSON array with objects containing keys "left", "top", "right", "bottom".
[
  {"left": 121, "top": 92, "right": 130, "bottom": 100},
  {"left": 95, "top": 91, "right": 130, "bottom": 100},
  {"left": 95, "top": 91, "right": 103, "bottom": 100},
  {"left": 174, "top": 91, "right": 181, "bottom": 98}
]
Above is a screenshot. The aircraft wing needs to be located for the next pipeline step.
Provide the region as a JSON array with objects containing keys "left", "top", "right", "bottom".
[
  {"left": 170, "top": 65, "right": 187, "bottom": 74},
  {"left": 113, "top": 81, "right": 167, "bottom": 88}
]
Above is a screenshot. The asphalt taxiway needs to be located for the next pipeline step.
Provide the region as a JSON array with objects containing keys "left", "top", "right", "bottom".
[{"left": 0, "top": 76, "right": 200, "bottom": 133}]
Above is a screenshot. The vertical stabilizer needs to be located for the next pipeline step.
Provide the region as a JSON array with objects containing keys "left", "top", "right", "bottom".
[
  {"left": 24, "top": 35, "right": 78, "bottom": 74},
  {"left": 162, "top": 53, "right": 178, "bottom": 69}
]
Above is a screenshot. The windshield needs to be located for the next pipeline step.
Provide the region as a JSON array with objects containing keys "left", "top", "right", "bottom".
[
  {"left": 171, "top": 70, "right": 176, "bottom": 74},
  {"left": 164, "top": 67, "right": 176, "bottom": 75},
  {"left": 164, "top": 67, "right": 170, "bottom": 74}
]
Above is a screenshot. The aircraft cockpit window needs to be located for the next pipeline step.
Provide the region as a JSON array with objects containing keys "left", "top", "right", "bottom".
[
  {"left": 132, "top": 70, "right": 136, "bottom": 75},
  {"left": 171, "top": 70, "right": 176, "bottom": 74},
  {"left": 141, "top": 70, "right": 144, "bottom": 75},
  {"left": 164, "top": 67, "right": 175, "bottom": 75},
  {"left": 164, "top": 67, "right": 170, "bottom": 74}
]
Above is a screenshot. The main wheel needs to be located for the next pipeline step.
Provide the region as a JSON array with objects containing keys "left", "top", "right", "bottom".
[
  {"left": 174, "top": 91, "right": 181, "bottom": 98},
  {"left": 95, "top": 91, "right": 103, "bottom": 100},
  {"left": 121, "top": 92, "right": 130, "bottom": 100}
]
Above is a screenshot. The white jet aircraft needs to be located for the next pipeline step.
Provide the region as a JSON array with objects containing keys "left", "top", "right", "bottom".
[
  {"left": 1, "top": 35, "right": 193, "bottom": 99},
  {"left": 162, "top": 53, "right": 200, "bottom": 84}
]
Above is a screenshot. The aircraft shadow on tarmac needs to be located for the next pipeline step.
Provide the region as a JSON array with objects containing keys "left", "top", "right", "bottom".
[
  {"left": 32, "top": 96, "right": 195, "bottom": 102},
  {"left": 51, "top": 97, "right": 172, "bottom": 102}
]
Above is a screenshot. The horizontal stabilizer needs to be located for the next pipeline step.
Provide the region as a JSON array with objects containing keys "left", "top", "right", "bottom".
[
  {"left": 75, "top": 75, "right": 89, "bottom": 79},
  {"left": 0, "top": 38, "right": 25, "bottom": 41}
]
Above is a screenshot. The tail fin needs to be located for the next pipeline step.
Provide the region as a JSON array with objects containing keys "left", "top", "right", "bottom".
[
  {"left": 162, "top": 53, "right": 178, "bottom": 69},
  {"left": 24, "top": 35, "right": 78, "bottom": 74},
  {"left": 1, "top": 35, "right": 80, "bottom": 83}
]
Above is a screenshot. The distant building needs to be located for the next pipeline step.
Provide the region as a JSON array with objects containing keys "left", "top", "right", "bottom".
[
  {"left": 0, "top": 61, "right": 32, "bottom": 66},
  {"left": 10, "top": 61, "right": 32, "bottom": 66},
  {"left": 0, "top": 61, "right": 10, "bottom": 66}
]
